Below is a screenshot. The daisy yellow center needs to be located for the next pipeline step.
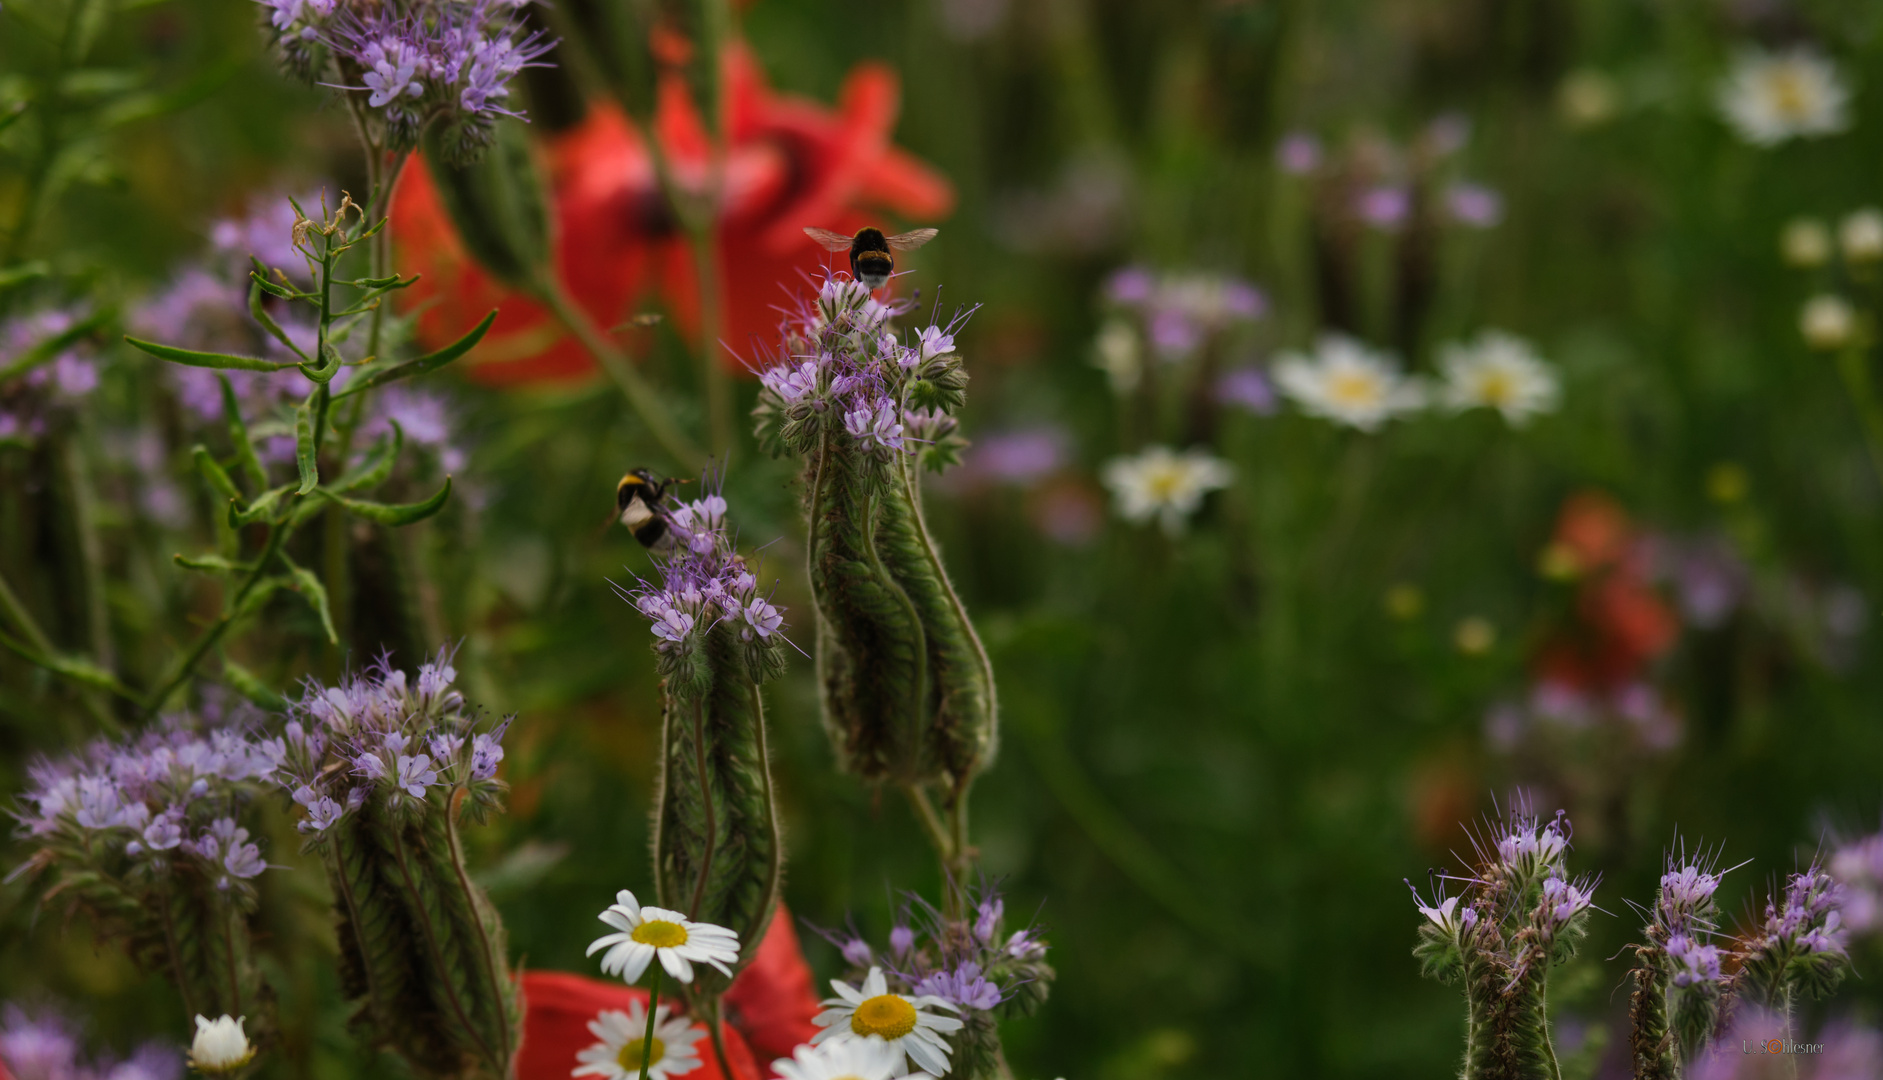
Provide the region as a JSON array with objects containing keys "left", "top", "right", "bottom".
[
  {"left": 1143, "top": 465, "right": 1187, "bottom": 503},
  {"left": 1475, "top": 369, "right": 1515, "bottom": 406},
  {"left": 1327, "top": 371, "right": 1382, "bottom": 408},
  {"left": 1767, "top": 68, "right": 1812, "bottom": 119},
  {"left": 850, "top": 994, "right": 918, "bottom": 1040},
  {"left": 632, "top": 920, "right": 688, "bottom": 948},
  {"left": 616, "top": 1036, "right": 665, "bottom": 1072}
]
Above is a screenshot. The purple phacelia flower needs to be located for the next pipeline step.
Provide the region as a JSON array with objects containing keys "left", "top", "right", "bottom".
[
  {"left": 1275, "top": 131, "right": 1322, "bottom": 175},
  {"left": 916, "top": 962, "right": 1004, "bottom": 1011},
  {"left": 469, "top": 726, "right": 508, "bottom": 782},
  {"left": 394, "top": 754, "right": 438, "bottom": 798},
  {"left": 1216, "top": 366, "right": 1277, "bottom": 415},
  {"left": 1357, "top": 185, "right": 1411, "bottom": 230},
  {"left": 889, "top": 923, "right": 915, "bottom": 958},
  {"left": 973, "top": 896, "right": 1004, "bottom": 944},
  {"left": 1446, "top": 182, "right": 1503, "bottom": 228}
]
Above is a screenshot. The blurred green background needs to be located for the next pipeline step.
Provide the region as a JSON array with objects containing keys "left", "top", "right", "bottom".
[{"left": 6, "top": 0, "right": 1883, "bottom": 1077}]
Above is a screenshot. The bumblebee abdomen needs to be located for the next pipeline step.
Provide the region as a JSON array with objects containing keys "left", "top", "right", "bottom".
[{"left": 852, "top": 249, "right": 894, "bottom": 288}]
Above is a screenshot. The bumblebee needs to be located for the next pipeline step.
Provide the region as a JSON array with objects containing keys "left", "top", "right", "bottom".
[
  {"left": 616, "top": 469, "right": 679, "bottom": 550},
  {"left": 804, "top": 226, "right": 939, "bottom": 290}
]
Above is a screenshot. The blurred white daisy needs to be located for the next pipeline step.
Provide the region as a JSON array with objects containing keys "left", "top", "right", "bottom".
[
  {"left": 573, "top": 1001, "right": 706, "bottom": 1080},
  {"left": 1437, "top": 331, "right": 1560, "bottom": 426},
  {"left": 1091, "top": 318, "right": 1142, "bottom": 394},
  {"left": 1716, "top": 46, "right": 1851, "bottom": 146},
  {"left": 1274, "top": 335, "right": 1425, "bottom": 431},
  {"left": 1840, "top": 208, "right": 1883, "bottom": 263},
  {"left": 772, "top": 1035, "right": 907, "bottom": 1080},
  {"left": 1801, "top": 295, "right": 1856, "bottom": 351},
  {"left": 1782, "top": 217, "right": 1832, "bottom": 267},
  {"left": 1100, "top": 445, "right": 1233, "bottom": 535},
  {"left": 586, "top": 889, "right": 740, "bottom": 985},
  {"left": 811, "top": 967, "right": 962, "bottom": 1078}
]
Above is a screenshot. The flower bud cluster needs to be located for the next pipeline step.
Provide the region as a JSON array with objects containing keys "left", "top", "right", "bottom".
[
  {"left": 269, "top": 648, "right": 509, "bottom": 834},
  {"left": 260, "top": 0, "right": 554, "bottom": 163},
  {"left": 10, "top": 719, "right": 280, "bottom": 1036},
  {"left": 1747, "top": 863, "right": 1848, "bottom": 964},
  {"left": 753, "top": 274, "right": 973, "bottom": 473},
  {"left": 627, "top": 488, "right": 789, "bottom": 688},
  {"left": 18, "top": 721, "right": 281, "bottom": 893}
]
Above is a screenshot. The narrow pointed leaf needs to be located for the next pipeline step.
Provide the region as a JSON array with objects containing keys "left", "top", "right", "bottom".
[
  {"left": 218, "top": 656, "right": 290, "bottom": 712},
  {"left": 319, "top": 477, "right": 452, "bottom": 526},
  {"left": 249, "top": 270, "right": 310, "bottom": 360},
  {"left": 230, "top": 485, "right": 291, "bottom": 527},
  {"left": 192, "top": 445, "right": 240, "bottom": 502},
  {"left": 333, "top": 311, "right": 496, "bottom": 399},
  {"left": 295, "top": 391, "right": 319, "bottom": 494},
  {"left": 218, "top": 375, "right": 269, "bottom": 491},
  {"left": 174, "top": 553, "right": 254, "bottom": 574},
  {"left": 126, "top": 336, "right": 298, "bottom": 372},
  {"left": 0, "top": 260, "right": 49, "bottom": 288},
  {"left": 333, "top": 421, "right": 402, "bottom": 493},
  {"left": 281, "top": 555, "right": 338, "bottom": 644}
]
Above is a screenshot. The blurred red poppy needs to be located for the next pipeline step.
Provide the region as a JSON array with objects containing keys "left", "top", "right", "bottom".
[
  {"left": 1535, "top": 492, "right": 1679, "bottom": 691},
  {"left": 518, "top": 904, "right": 821, "bottom": 1080},
  {"left": 392, "top": 43, "right": 954, "bottom": 386}
]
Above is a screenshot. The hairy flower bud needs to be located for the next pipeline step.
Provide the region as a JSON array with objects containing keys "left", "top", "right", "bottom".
[
  {"left": 273, "top": 650, "right": 520, "bottom": 1078},
  {"left": 753, "top": 274, "right": 996, "bottom": 790},
  {"left": 629, "top": 482, "right": 788, "bottom": 1009},
  {"left": 420, "top": 118, "right": 552, "bottom": 286}
]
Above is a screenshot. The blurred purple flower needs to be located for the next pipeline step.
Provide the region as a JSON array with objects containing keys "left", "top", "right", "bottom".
[
  {"left": 1665, "top": 538, "right": 1748, "bottom": 630},
  {"left": 1105, "top": 266, "right": 1155, "bottom": 306},
  {"left": 1275, "top": 131, "right": 1322, "bottom": 175},
  {"left": 967, "top": 427, "right": 1067, "bottom": 485},
  {"left": 1425, "top": 113, "right": 1472, "bottom": 156},
  {"left": 1030, "top": 481, "right": 1103, "bottom": 547},
  {"left": 212, "top": 194, "right": 310, "bottom": 278},
  {"left": 1357, "top": 185, "right": 1411, "bottom": 230},
  {"left": 103, "top": 1042, "right": 185, "bottom": 1080},
  {"left": 1, "top": 1005, "right": 78, "bottom": 1080},
  {"left": 1148, "top": 307, "right": 1203, "bottom": 360},
  {"left": 1216, "top": 366, "right": 1277, "bottom": 415},
  {"left": 1445, "top": 183, "right": 1503, "bottom": 228}
]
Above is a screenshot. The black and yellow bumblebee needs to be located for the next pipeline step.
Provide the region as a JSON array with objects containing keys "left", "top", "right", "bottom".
[
  {"left": 615, "top": 469, "right": 682, "bottom": 550},
  {"left": 803, "top": 226, "right": 939, "bottom": 290}
]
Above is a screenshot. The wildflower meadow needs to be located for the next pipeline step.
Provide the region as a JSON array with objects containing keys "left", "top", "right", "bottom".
[{"left": 6, "top": 1, "right": 1883, "bottom": 1078}]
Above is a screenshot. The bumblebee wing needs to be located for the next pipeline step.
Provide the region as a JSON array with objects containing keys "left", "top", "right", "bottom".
[
  {"left": 803, "top": 227, "right": 856, "bottom": 252},
  {"left": 885, "top": 228, "right": 939, "bottom": 251}
]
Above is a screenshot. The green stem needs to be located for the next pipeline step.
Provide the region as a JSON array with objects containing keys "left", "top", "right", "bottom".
[
  {"left": 148, "top": 522, "right": 292, "bottom": 714},
  {"left": 536, "top": 280, "right": 706, "bottom": 472},
  {"left": 638, "top": 965, "right": 663, "bottom": 1080},
  {"left": 687, "top": 226, "right": 732, "bottom": 458},
  {"left": 900, "top": 782, "right": 954, "bottom": 862},
  {"left": 0, "top": 565, "right": 55, "bottom": 654},
  {"left": 1832, "top": 345, "right": 1883, "bottom": 483}
]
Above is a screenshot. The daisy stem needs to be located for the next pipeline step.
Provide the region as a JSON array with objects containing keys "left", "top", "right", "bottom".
[{"left": 639, "top": 965, "right": 663, "bottom": 1080}]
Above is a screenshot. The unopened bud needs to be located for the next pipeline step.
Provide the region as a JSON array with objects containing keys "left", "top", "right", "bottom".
[
  {"left": 421, "top": 118, "right": 551, "bottom": 292},
  {"left": 188, "top": 1015, "right": 255, "bottom": 1074}
]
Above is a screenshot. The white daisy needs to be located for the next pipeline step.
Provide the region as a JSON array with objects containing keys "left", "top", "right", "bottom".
[
  {"left": 1840, "top": 208, "right": 1883, "bottom": 263},
  {"left": 1437, "top": 331, "right": 1560, "bottom": 427},
  {"left": 1781, "top": 217, "right": 1832, "bottom": 267},
  {"left": 586, "top": 889, "right": 741, "bottom": 985},
  {"left": 1801, "top": 295, "right": 1856, "bottom": 351},
  {"left": 1274, "top": 335, "right": 1425, "bottom": 431},
  {"left": 772, "top": 1035, "right": 909, "bottom": 1080},
  {"left": 811, "top": 967, "right": 962, "bottom": 1078},
  {"left": 1100, "top": 445, "right": 1233, "bottom": 536},
  {"left": 573, "top": 1000, "right": 707, "bottom": 1080},
  {"left": 1716, "top": 46, "right": 1851, "bottom": 146}
]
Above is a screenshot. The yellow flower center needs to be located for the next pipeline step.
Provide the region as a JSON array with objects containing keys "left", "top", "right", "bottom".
[
  {"left": 1768, "top": 68, "right": 1812, "bottom": 119},
  {"left": 1475, "top": 370, "right": 1514, "bottom": 406},
  {"left": 616, "top": 1037, "right": 665, "bottom": 1072},
  {"left": 632, "top": 920, "right": 689, "bottom": 948},
  {"left": 1328, "top": 371, "right": 1382, "bottom": 408},
  {"left": 1144, "top": 466, "right": 1186, "bottom": 502},
  {"left": 849, "top": 994, "right": 918, "bottom": 1040}
]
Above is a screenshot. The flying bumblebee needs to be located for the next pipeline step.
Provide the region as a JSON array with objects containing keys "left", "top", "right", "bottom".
[
  {"left": 803, "top": 226, "right": 939, "bottom": 290},
  {"left": 615, "top": 469, "right": 684, "bottom": 550}
]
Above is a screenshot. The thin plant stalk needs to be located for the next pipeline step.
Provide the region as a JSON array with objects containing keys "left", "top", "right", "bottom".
[{"left": 638, "top": 965, "right": 663, "bottom": 1080}]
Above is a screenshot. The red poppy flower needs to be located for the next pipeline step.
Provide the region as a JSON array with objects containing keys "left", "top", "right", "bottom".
[
  {"left": 1534, "top": 491, "right": 1680, "bottom": 692},
  {"left": 518, "top": 903, "right": 823, "bottom": 1080},
  {"left": 392, "top": 43, "right": 953, "bottom": 386}
]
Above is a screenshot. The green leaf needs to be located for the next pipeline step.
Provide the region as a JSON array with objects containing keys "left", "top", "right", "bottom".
[
  {"left": 333, "top": 421, "right": 403, "bottom": 493},
  {"left": 125, "top": 336, "right": 299, "bottom": 372},
  {"left": 219, "top": 375, "right": 268, "bottom": 492},
  {"left": 232, "top": 577, "right": 285, "bottom": 622},
  {"left": 319, "top": 476, "right": 452, "bottom": 526},
  {"left": 218, "top": 656, "right": 290, "bottom": 712},
  {"left": 174, "top": 553, "right": 254, "bottom": 574},
  {"left": 0, "top": 309, "right": 111, "bottom": 381},
  {"left": 249, "top": 271, "right": 310, "bottom": 360},
  {"left": 299, "top": 341, "right": 345, "bottom": 383},
  {"left": 192, "top": 444, "right": 240, "bottom": 502},
  {"left": 333, "top": 311, "right": 496, "bottom": 399},
  {"left": 0, "top": 260, "right": 49, "bottom": 289},
  {"left": 230, "top": 485, "right": 291, "bottom": 527},
  {"left": 294, "top": 389, "right": 319, "bottom": 495},
  {"left": 280, "top": 555, "right": 338, "bottom": 645}
]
